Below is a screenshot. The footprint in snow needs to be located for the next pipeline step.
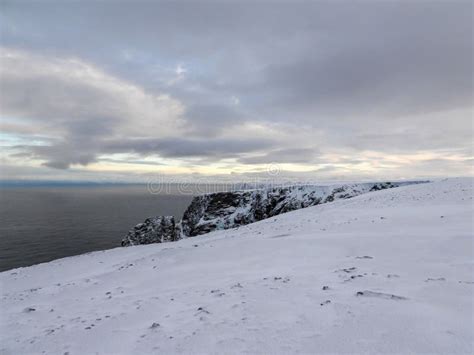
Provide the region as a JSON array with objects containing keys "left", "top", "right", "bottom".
[
  {"left": 336, "top": 267, "right": 357, "bottom": 273},
  {"left": 344, "top": 275, "right": 364, "bottom": 282},
  {"left": 356, "top": 290, "right": 407, "bottom": 300},
  {"left": 150, "top": 322, "right": 160, "bottom": 329},
  {"left": 425, "top": 277, "right": 446, "bottom": 282},
  {"left": 196, "top": 307, "right": 210, "bottom": 315},
  {"left": 273, "top": 276, "right": 290, "bottom": 283},
  {"left": 269, "top": 233, "right": 291, "bottom": 239},
  {"left": 210, "top": 289, "right": 225, "bottom": 297}
]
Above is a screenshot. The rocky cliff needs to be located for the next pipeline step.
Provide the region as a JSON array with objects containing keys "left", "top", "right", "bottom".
[
  {"left": 121, "top": 216, "right": 179, "bottom": 246},
  {"left": 180, "top": 181, "right": 422, "bottom": 237},
  {"left": 122, "top": 181, "right": 426, "bottom": 245}
]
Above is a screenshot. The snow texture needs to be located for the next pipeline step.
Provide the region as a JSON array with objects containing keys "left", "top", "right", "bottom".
[{"left": 1, "top": 178, "right": 473, "bottom": 354}]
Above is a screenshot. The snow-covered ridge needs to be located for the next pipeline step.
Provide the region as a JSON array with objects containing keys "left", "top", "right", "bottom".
[
  {"left": 123, "top": 181, "right": 427, "bottom": 245},
  {"left": 1, "top": 178, "right": 472, "bottom": 354}
]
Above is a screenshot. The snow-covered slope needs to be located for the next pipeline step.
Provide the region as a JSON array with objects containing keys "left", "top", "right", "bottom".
[
  {"left": 180, "top": 181, "right": 425, "bottom": 237},
  {"left": 123, "top": 181, "right": 426, "bottom": 246},
  {"left": 1, "top": 178, "right": 472, "bottom": 354}
]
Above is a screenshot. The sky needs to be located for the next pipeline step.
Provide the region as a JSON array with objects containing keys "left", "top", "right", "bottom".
[{"left": 0, "top": 0, "right": 472, "bottom": 183}]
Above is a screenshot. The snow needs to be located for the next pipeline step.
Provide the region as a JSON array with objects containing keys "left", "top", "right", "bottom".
[
  {"left": 1, "top": 178, "right": 473, "bottom": 354},
  {"left": 181, "top": 181, "right": 425, "bottom": 237}
]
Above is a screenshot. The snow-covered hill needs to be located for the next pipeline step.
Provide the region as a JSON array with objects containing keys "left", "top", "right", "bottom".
[
  {"left": 1, "top": 178, "right": 473, "bottom": 354},
  {"left": 123, "top": 181, "right": 425, "bottom": 246},
  {"left": 180, "top": 181, "right": 424, "bottom": 238}
]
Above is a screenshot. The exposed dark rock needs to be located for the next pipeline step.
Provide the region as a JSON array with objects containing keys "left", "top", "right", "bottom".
[
  {"left": 356, "top": 290, "right": 407, "bottom": 300},
  {"left": 122, "top": 181, "right": 427, "bottom": 246},
  {"left": 121, "top": 216, "right": 178, "bottom": 246},
  {"left": 370, "top": 182, "right": 395, "bottom": 191},
  {"left": 180, "top": 182, "right": 425, "bottom": 238},
  {"left": 196, "top": 307, "right": 210, "bottom": 314}
]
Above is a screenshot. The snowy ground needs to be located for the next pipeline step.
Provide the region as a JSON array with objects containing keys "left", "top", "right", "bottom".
[{"left": 1, "top": 178, "right": 473, "bottom": 354}]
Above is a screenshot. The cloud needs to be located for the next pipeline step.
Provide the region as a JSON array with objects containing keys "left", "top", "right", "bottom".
[
  {"left": 0, "top": 48, "right": 276, "bottom": 168},
  {"left": 103, "top": 137, "right": 275, "bottom": 159},
  {"left": 0, "top": 48, "right": 185, "bottom": 168},
  {"left": 238, "top": 148, "right": 319, "bottom": 165},
  {"left": 0, "top": 48, "right": 184, "bottom": 136},
  {"left": 183, "top": 103, "right": 248, "bottom": 136},
  {"left": 0, "top": 1, "right": 472, "bottom": 179}
]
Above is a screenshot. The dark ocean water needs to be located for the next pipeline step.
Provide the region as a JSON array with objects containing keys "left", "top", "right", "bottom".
[{"left": 0, "top": 186, "right": 193, "bottom": 272}]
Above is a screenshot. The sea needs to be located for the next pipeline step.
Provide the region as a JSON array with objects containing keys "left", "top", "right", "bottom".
[{"left": 0, "top": 184, "right": 195, "bottom": 272}]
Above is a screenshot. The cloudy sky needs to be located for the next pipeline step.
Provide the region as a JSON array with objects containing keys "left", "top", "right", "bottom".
[{"left": 0, "top": 0, "right": 472, "bottom": 182}]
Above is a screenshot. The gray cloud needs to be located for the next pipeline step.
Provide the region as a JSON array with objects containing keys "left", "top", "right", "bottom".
[
  {"left": 103, "top": 137, "right": 275, "bottom": 159},
  {"left": 1, "top": 1, "right": 472, "bottom": 178},
  {"left": 255, "top": 3, "right": 472, "bottom": 117},
  {"left": 238, "top": 148, "right": 319, "bottom": 165},
  {"left": 17, "top": 135, "right": 275, "bottom": 169},
  {"left": 183, "top": 103, "right": 246, "bottom": 136}
]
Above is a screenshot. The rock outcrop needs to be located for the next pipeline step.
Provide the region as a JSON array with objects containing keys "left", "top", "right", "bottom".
[
  {"left": 122, "top": 181, "right": 426, "bottom": 246},
  {"left": 180, "top": 182, "right": 422, "bottom": 237},
  {"left": 121, "top": 216, "right": 178, "bottom": 246}
]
